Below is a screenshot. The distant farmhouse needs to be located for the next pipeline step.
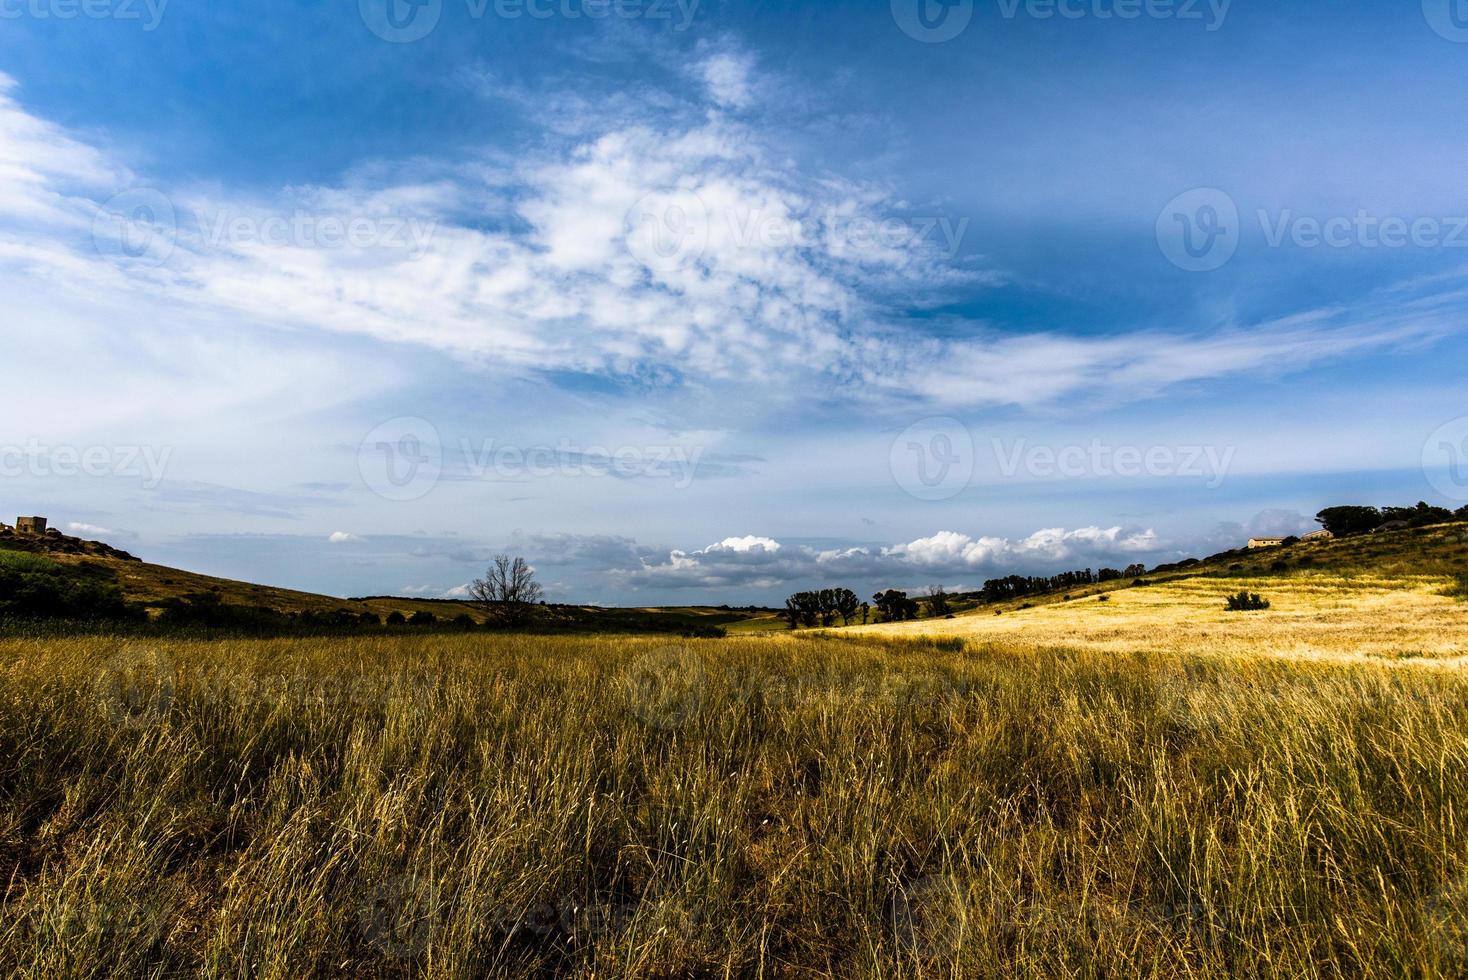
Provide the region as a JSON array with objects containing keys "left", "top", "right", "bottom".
[
  {"left": 1248, "top": 529, "right": 1333, "bottom": 549},
  {"left": 14, "top": 516, "right": 48, "bottom": 535}
]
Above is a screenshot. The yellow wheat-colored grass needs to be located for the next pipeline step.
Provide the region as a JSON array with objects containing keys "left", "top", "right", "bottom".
[
  {"left": 1, "top": 626, "right": 1467, "bottom": 977},
  {"left": 850, "top": 571, "right": 1468, "bottom": 666}
]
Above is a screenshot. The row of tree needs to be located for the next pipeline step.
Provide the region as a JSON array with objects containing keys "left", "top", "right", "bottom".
[
  {"left": 781, "top": 586, "right": 960, "bottom": 628},
  {"left": 1315, "top": 502, "right": 1468, "bottom": 537},
  {"left": 979, "top": 565, "right": 1147, "bottom": 603},
  {"left": 781, "top": 588, "right": 863, "bottom": 628}
]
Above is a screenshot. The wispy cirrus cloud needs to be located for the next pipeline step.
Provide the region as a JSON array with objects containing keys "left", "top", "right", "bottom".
[{"left": 0, "top": 54, "right": 1452, "bottom": 422}]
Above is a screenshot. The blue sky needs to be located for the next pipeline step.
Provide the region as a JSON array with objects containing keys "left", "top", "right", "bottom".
[{"left": 2, "top": 0, "right": 1466, "bottom": 604}]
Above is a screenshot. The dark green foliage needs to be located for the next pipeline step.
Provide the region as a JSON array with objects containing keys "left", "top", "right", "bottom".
[
  {"left": 408, "top": 610, "right": 437, "bottom": 626},
  {"left": 1381, "top": 502, "right": 1455, "bottom": 527},
  {"left": 1316, "top": 506, "right": 1383, "bottom": 537},
  {"left": 0, "top": 551, "right": 141, "bottom": 622},
  {"left": 1225, "top": 591, "right": 1271, "bottom": 612},
  {"left": 872, "top": 589, "right": 920, "bottom": 622},
  {"left": 452, "top": 613, "right": 477, "bottom": 629},
  {"left": 385, "top": 611, "right": 407, "bottom": 626},
  {"left": 783, "top": 588, "right": 863, "bottom": 628},
  {"left": 682, "top": 625, "right": 728, "bottom": 639}
]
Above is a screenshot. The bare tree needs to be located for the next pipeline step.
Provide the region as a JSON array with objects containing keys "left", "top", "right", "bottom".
[{"left": 470, "top": 555, "right": 544, "bottom": 627}]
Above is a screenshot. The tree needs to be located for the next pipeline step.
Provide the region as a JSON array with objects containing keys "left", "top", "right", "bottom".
[
  {"left": 470, "top": 555, "right": 545, "bottom": 627},
  {"left": 1124, "top": 564, "right": 1147, "bottom": 578},
  {"left": 924, "top": 586, "right": 952, "bottom": 618},
  {"left": 860, "top": 602, "right": 870, "bottom": 625},
  {"left": 1315, "top": 506, "right": 1382, "bottom": 537},
  {"left": 872, "top": 590, "right": 920, "bottom": 622},
  {"left": 1381, "top": 502, "right": 1454, "bottom": 528},
  {"left": 386, "top": 611, "right": 407, "bottom": 625},
  {"left": 408, "top": 610, "right": 437, "bottom": 626},
  {"left": 833, "top": 588, "right": 861, "bottom": 626},
  {"left": 1457, "top": 505, "right": 1468, "bottom": 521},
  {"left": 782, "top": 596, "right": 802, "bottom": 630}
]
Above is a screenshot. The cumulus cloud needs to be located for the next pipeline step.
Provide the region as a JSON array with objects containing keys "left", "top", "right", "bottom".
[
  {"left": 618, "top": 525, "right": 1168, "bottom": 591},
  {"left": 67, "top": 522, "right": 115, "bottom": 537},
  {"left": 327, "top": 531, "right": 361, "bottom": 544}
]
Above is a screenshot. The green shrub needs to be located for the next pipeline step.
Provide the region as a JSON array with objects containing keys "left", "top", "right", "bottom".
[
  {"left": 1225, "top": 591, "right": 1271, "bottom": 612},
  {"left": 408, "top": 610, "right": 437, "bottom": 626},
  {"left": 1449, "top": 573, "right": 1468, "bottom": 601},
  {"left": 0, "top": 552, "right": 141, "bottom": 622}
]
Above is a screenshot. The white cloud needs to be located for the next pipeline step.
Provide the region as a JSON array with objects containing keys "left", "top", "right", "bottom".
[
  {"left": 699, "top": 52, "right": 754, "bottom": 109},
  {"left": 620, "top": 525, "right": 1168, "bottom": 591},
  {"left": 67, "top": 521, "right": 114, "bottom": 537},
  {"left": 328, "top": 531, "right": 361, "bottom": 544},
  {"left": 706, "top": 535, "right": 781, "bottom": 553},
  {"left": 0, "top": 61, "right": 1444, "bottom": 424}
]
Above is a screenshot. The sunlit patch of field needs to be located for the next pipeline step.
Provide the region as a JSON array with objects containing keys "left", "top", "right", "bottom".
[
  {"left": 3, "top": 630, "right": 1468, "bottom": 976},
  {"left": 849, "top": 570, "right": 1468, "bottom": 665}
]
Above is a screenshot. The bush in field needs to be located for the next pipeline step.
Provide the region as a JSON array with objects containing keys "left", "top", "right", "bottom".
[
  {"left": 1225, "top": 590, "right": 1271, "bottom": 612},
  {"left": 924, "top": 586, "right": 952, "bottom": 618},
  {"left": 408, "top": 610, "right": 437, "bottom": 626},
  {"left": 385, "top": 611, "right": 407, "bottom": 626},
  {"left": 451, "top": 613, "right": 477, "bottom": 629},
  {"left": 0, "top": 551, "right": 141, "bottom": 622}
]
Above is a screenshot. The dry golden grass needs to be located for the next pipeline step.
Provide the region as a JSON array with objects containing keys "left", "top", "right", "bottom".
[
  {"left": 850, "top": 570, "right": 1468, "bottom": 666},
  {"left": 3, "top": 628, "right": 1468, "bottom": 977}
]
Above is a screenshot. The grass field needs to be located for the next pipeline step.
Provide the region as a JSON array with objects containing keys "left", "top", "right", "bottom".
[
  {"left": 2, "top": 525, "right": 1466, "bottom": 976},
  {"left": 3, "top": 628, "right": 1468, "bottom": 977}
]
